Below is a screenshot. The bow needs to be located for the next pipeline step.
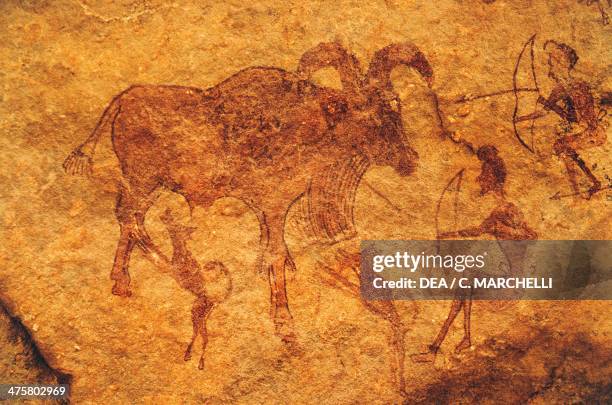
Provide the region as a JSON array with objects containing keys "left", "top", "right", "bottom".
[
  {"left": 435, "top": 168, "right": 465, "bottom": 253},
  {"left": 512, "top": 34, "right": 541, "bottom": 154}
]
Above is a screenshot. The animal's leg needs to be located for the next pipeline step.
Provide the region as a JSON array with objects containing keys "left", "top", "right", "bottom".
[
  {"left": 253, "top": 209, "right": 297, "bottom": 277},
  {"left": 390, "top": 312, "right": 406, "bottom": 395},
  {"left": 185, "top": 296, "right": 214, "bottom": 370},
  {"left": 268, "top": 256, "right": 295, "bottom": 344},
  {"left": 319, "top": 253, "right": 410, "bottom": 396},
  {"left": 254, "top": 210, "right": 270, "bottom": 278},
  {"left": 110, "top": 183, "right": 159, "bottom": 296},
  {"left": 184, "top": 338, "right": 196, "bottom": 362},
  {"left": 133, "top": 189, "right": 161, "bottom": 244},
  {"left": 260, "top": 214, "right": 296, "bottom": 345},
  {"left": 197, "top": 302, "right": 213, "bottom": 370},
  {"left": 364, "top": 301, "right": 407, "bottom": 395},
  {"left": 111, "top": 226, "right": 135, "bottom": 297},
  {"left": 111, "top": 187, "right": 139, "bottom": 297},
  {"left": 184, "top": 297, "right": 203, "bottom": 363}
]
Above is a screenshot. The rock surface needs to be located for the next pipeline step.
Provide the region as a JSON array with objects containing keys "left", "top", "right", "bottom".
[{"left": 0, "top": 0, "right": 610, "bottom": 403}]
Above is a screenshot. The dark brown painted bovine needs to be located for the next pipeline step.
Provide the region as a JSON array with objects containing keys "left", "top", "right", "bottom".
[{"left": 64, "top": 42, "right": 433, "bottom": 344}]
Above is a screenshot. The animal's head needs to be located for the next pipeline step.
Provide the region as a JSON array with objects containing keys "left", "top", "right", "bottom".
[{"left": 297, "top": 42, "right": 433, "bottom": 177}]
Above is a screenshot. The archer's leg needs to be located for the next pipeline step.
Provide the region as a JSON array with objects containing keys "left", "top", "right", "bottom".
[
  {"left": 430, "top": 298, "right": 463, "bottom": 353},
  {"left": 455, "top": 289, "right": 473, "bottom": 352},
  {"left": 555, "top": 138, "right": 601, "bottom": 198},
  {"left": 412, "top": 297, "right": 464, "bottom": 363}
]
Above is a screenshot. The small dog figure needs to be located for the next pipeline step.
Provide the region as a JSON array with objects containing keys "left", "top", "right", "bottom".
[{"left": 160, "top": 209, "right": 232, "bottom": 370}]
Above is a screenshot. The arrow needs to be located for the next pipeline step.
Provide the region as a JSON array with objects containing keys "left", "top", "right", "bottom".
[
  {"left": 451, "top": 87, "right": 538, "bottom": 104},
  {"left": 549, "top": 185, "right": 612, "bottom": 200}
]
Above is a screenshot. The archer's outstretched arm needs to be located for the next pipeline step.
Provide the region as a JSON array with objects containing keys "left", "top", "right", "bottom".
[
  {"left": 537, "top": 84, "right": 576, "bottom": 122},
  {"left": 439, "top": 227, "right": 483, "bottom": 239},
  {"left": 515, "top": 110, "right": 546, "bottom": 122}
]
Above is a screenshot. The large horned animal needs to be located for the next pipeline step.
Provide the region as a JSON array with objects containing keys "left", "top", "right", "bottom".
[{"left": 64, "top": 42, "right": 433, "bottom": 344}]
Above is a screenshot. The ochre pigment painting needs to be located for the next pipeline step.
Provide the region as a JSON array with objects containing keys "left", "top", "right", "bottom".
[{"left": 1, "top": 0, "right": 610, "bottom": 403}]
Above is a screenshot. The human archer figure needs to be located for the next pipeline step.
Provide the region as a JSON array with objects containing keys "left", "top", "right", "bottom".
[
  {"left": 412, "top": 145, "right": 537, "bottom": 363},
  {"left": 520, "top": 40, "right": 608, "bottom": 199},
  {"left": 439, "top": 146, "right": 538, "bottom": 241}
]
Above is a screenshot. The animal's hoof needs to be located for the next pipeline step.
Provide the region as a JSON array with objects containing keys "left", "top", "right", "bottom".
[
  {"left": 111, "top": 283, "right": 132, "bottom": 297},
  {"left": 454, "top": 338, "right": 471, "bottom": 353},
  {"left": 184, "top": 350, "right": 192, "bottom": 362},
  {"left": 277, "top": 328, "right": 297, "bottom": 343},
  {"left": 274, "top": 321, "right": 297, "bottom": 343},
  {"left": 198, "top": 357, "right": 204, "bottom": 370},
  {"left": 280, "top": 333, "right": 303, "bottom": 356},
  {"left": 410, "top": 352, "right": 436, "bottom": 363},
  {"left": 271, "top": 300, "right": 292, "bottom": 322},
  {"left": 273, "top": 315, "right": 300, "bottom": 353},
  {"left": 270, "top": 304, "right": 299, "bottom": 352}
]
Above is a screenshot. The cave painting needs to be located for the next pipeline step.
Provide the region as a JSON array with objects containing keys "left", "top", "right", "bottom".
[
  {"left": 413, "top": 145, "right": 538, "bottom": 363},
  {"left": 63, "top": 41, "right": 433, "bottom": 348},
  {"left": 62, "top": 34, "right": 607, "bottom": 395},
  {"left": 436, "top": 35, "right": 610, "bottom": 200},
  {"left": 158, "top": 209, "right": 232, "bottom": 370},
  {"left": 317, "top": 249, "right": 417, "bottom": 396}
]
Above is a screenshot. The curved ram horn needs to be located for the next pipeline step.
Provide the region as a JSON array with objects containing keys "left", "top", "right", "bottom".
[
  {"left": 366, "top": 42, "right": 434, "bottom": 90},
  {"left": 297, "top": 42, "right": 364, "bottom": 94}
]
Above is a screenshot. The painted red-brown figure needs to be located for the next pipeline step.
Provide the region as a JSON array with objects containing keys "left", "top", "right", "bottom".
[
  {"left": 63, "top": 42, "right": 433, "bottom": 344},
  {"left": 318, "top": 249, "right": 416, "bottom": 397},
  {"left": 413, "top": 145, "right": 537, "bottom": 363},
  {"left": 158, "top": 209, "right": 232, "bottom": 370},
  {"left": 546, "top": 41, "right": 607, "bottom": 198},
  {"left": 521, "top": 40, "right": 608, "bottom": 199}
]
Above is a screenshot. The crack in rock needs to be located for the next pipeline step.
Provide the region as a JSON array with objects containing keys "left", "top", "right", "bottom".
[{"left": 0, "top": 298, "right": 73, "bottom": 404}]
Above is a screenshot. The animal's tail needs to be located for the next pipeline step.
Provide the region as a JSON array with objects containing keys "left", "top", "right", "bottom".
[{"left": 63, "top": 95, "right": 122, "bottom": 176}]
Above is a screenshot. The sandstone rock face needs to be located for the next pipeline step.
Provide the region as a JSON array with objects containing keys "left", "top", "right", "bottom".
[{"left": 1, "top": 0, "right": 610, "bottom": 403}]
